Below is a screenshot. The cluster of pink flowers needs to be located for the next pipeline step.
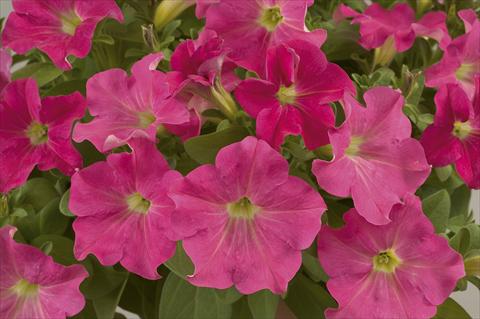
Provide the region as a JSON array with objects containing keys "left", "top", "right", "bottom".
[{"left": 0, "top": 1, "right": 477, "bottom": 318}]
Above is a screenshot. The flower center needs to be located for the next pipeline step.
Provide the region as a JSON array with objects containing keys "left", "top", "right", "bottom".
[
  {"left": 276, "top": 85, "right": 296, "bottom": 106},
  {"left": 126, "top": 192, "right": 151, "bottom": 214},
  {"left": 11, "top": 279, "right": 39, "bottom": 298},
  {"left": 26, "top": 122, "right": 48, "bottom": 146},
  {"left": 138, "top": 111, "right": 156, "bottom": 129},
  {"left": 455, "top": 63, "right": 476, "bottom": 83},
  {"left": 345, "top": 136, "right": 363, "bottom": 157},
  {"left": 259, "top": 6, "right": 283, "bottom": 32},
  {"left": 60, "top": 12, "right": 82, "bottom": 36},
  {"left": 452, "top": 121, "right": 472, "bottom": 140},
  {"left": 227, "top": 197, "right": 258, "bottom": 219},
  {"left": 373, "top": 249, "right": 401, "bottom": 273}
]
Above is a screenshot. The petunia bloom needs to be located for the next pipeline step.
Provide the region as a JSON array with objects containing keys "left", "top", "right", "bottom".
[
  {"left": 425, "top": 9, "right": 480, "bottom": 99},
  {"left": 0, "top": 48, "right": 12, "bottom": 92},
  {"left": 2, "top": 0, "right": 123, "bottom": 70},
  {"left": 70, "top": 138, "right": 180, "bottom": 280},
  {"left": 169, "top": 136, "right": 326, "bottom": 294},
  {"left": 312, "top": 87, "right": 430, "bottom": 225},
  {"left": 205, "top": 0, "right": 326, "bottom": 74},
  {"left": 335, "top": 3, "right": 451, "bottom": 52},
  {"left": 317, "top": 194, "right": 465, "bottom": 319},
  {"left": 165, "top": 30, "right": 239, "bottom": 140},
  {"left": 0, "top": 225, "right": 88, "bottom": 319},
  {"left": 73, "top": 53, "right": 189, "bottom": 152},
  {"left": 0, "top": 79, "right": 86, "bottom": 193},
  {"left": 235, "top": 39, "right": 354, "bottom": 150},
  {"left": 420, "top": 77, "right": 480, "bottom": 189}
]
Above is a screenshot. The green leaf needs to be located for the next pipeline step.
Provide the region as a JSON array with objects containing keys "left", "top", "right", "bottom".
[
  {"left": 450, "top": 227, "right": 471, "bottom": 255},
  {"left": 82, "top": 261, "right": 129, "bottom": 300},
  {"left": 159, "top": 273, "right": 232, "bottom": 319},
  {"left": 450, "top": 185, "right": 471, "bottom": 218},
  {"left": 302, "top": 252, "right": 329, "bottom": 282},
  {"left": 45, "top": 79, "right": 87, "bottom": 96},
  {"left": 165, "top": 242, "right": 194, "bottom": 278},
  {"left": 285, "top": 273, "right": 336, "bottom": 319},
  {"left": 433, "top": 298, "right": 471, "bottom": 319},
  {"left": 12, "top": 62, "right": 63, "bottom": 87},
  {"left": 184, "top": 126, "right": 249, "bottom": 164},
  {"left": 59, "top": 190, "right": 75, "bottom": 217},
  {"left": 422, "top": 190, "right": 451, "bottom": 233},
  {"left": 17, "top": 177, "right": 59, "bottom": 211},
  {"left": 38, "top": 197, "right": 69, "bottom": 235},
  {"left": 31, "top": 234, "right": 75, "bottom": 265},
  {"left": 215, "top": 287, "right": 242, "bottom": 304},
  {"left": 93, "top": 273, "right": 129, "bottom": 319},
  {"left": 247, "top": 290, "right": 279, "bottom": 319},
  {"left": 119, "top": 274, "right": 162, "bottom": 319}
]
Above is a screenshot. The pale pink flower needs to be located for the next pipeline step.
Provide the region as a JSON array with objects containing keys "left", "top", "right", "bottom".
[
  {"left": 318, "top": 194, "right": 465, "bottom": 319},
  {"left": 2, "top": 0, "right": 124, "bottom": 70},
  {"left": 169, "top": 136, "right": 326, "bottom": 294},
  {"left": 312, "top": 87, "right": 431, "bottom": 225},
  {"left": 73, "top": 53, "right": 189, "bottom": 152},
  {"left": 70, "top": 138, "right": 180, "bottom": 279},
  {"left": 0, "top": 79, "right": 86, "bottom": 193},
  {"left": 0, "top": 225, "right": 88, "bottom": 319}
]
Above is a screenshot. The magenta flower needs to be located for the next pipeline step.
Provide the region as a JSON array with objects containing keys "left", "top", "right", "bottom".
[
  {"left": 0, "top": 48, "right": 12, "bottom": 92},
  {"left": 235, "top": 39, "right": 354, "bottom": 150},
  {"left": 336, "top": 3, "right": 450, "bottom": 52},
  {"left": 2, "top": 0, "right": 123, "bottom": 70},
  {"left": 317, "top": 194, "right": 465, "bottom": 319},
  {"left": 205, "top": 0, "right": 326, "bottom": 74},
  {"left": 312, "top": 87, "right": 430, "bottom": 225},
  {"left": 70, "top": 138, "right": 180, "bottom": 280},
  {"left": 169, "top": 136, "right": 326, "bottom": 294},
  {"left": 420, "top": 78, "right": 480, "bottom": 189},
  {"left": 73, "top": 53, "right": 189, "bottom": 152},
  {"left": 0, "top": 79, "right": 86, "bottom": 193},
  {"left": 0, "top": 226, "right": 88, "bottom": 319},
  {"left": 425, "top": 9, "right": 480, "bottom": 99},
  {"left": 164, "top": 30, "right": 238, "bottom": 140}
]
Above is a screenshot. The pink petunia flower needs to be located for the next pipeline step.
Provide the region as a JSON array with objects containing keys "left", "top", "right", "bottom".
[
  {"left": 235, "top": 39, "right": 354, "bottom": 150},
  {"left": 425, "top": 9, "right": 480, "bottom": 99},
  {"left": 2, "top": 0, "right": 123, "bottom": 70},
  {"left": 317, "top": 194, "right": 465, "bottom": 319},
  {"left": 420, "top": 77, "right": 480, "bottom": 189},
  {"left": 0, "top": 79, "right": 86, "bottom": 193},
  {"left": 169, "top": 136, "right": 326, "bottom": 294},
  {"left": 165, "top": 30, "right": 239, "bottom": 140},
  {"left": 312, "top": 87, "right": 431, "bottom": 225},
  {"left": 73, "top": 53, "right": 189, "bottom": 152},
  {"left": 0, "top": 225, "right": 88, "bottom": 319},
  {"left": 0, "top": 48, "right": 12, "bottom": 92},
  {"left": 335, "top": 3, "right": 450, "bottom": 54},
  {"left": 205, "top": 0, "right": 326, "bottom": 74},
  {"left": 70, "top": 138, "right": 180, "bottom": 280}
]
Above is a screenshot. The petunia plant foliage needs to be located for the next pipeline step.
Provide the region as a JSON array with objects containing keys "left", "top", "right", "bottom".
[{"left": 0, "top": 0, "right": 479, "bottom": 319}]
